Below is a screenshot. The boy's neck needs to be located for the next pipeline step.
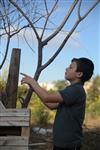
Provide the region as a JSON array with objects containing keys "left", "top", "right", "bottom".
[{"left": 70, "top": 79, "right": 83, "bottom": 85}]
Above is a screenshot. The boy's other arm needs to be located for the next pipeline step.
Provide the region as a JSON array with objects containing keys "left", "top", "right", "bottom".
[
  {"left": 44, "top": 102, "right": 59, "bottom": 110},
  {"left": 21, "top": 73, "right": 63, "bottom": 104}
]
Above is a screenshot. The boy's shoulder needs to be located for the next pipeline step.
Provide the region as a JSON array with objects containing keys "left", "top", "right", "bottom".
[{"left": 66, "top": 82, "right": 85, "bottom": 95}]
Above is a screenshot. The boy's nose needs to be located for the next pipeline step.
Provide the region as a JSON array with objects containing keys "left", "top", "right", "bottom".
[{"left": 65, "top": 68, "right": 68, "bottom": 71}]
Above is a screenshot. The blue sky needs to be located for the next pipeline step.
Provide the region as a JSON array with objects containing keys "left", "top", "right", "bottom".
[{"left": 0, "top": 1, "right": 100, "bottom": 82}]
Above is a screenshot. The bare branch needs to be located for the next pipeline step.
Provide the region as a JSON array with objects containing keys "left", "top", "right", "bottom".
[
  {"left": 23, "top": 28, "right": 35, "bottom": 53},
  {"left": 40, "top": 0, "right": 100, "bottom": 71},
  {"left": 78, "top": 0, "right": 82, "bottom": 19},
  {"left": 80, "top": 0, "right": 100, "bottom": 20},
  {"left": 0, "top": 35, "right": 10, "bottom": 69},
  {"left": 40, "top": 0, "right": 58, "bottom": 40},
  {"left": 44, "top": 0, "right": 49, "bottom": 15},
  {"left": 9, "top": 0, "right": 40, "bottom": 40},
  {"left": 40, "top": 20, "right": 80, "bottom": 71},
  {"left": 1, "top": 13, "right": 8, "bottom": 35},
  {"left": 0, "top": 4, "right": 11, "bottom": 69},
  {"left": 35, "top": 1, "right": 59, "bottom": 74},
  {"left": 0, "top": 24, "right": 29, "bottom": 37},
  {"left": 42, "top": 0, "right": 79, "bottom": 45},
  {"left": 10, "top": 24, "right": 29, "bottom": 37}
]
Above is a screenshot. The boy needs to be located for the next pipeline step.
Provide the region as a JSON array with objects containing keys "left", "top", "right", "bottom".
[{"left": 21, "top": 57, "right": 94, "bottom": 150}]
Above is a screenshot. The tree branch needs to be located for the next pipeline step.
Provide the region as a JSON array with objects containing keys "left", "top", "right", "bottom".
[
  {"left": 80, "top": 0, "right": 100, "bottom": 20},
  {"left": 44, "top": 0, "right": 49, "bottom": 15},
  {"left": 0, "top": 35, "right": 10, "bottom": 69},
  {"left": 40, "top": 20, "right": 80, "bottom": 71},
  {"left": 40, "top": 0, "right": 58, "bottom": 40},
  {"left": 10, "top": 24, "right": 29, "bottom": 37},
  {"left": 9, "top": 0, "right": 40, "bottom": 41},
  {"left": 0, "top": 7, "right": 11, "bottom": 69},
  {"left": 40, "top": 0, "right": 100, "bottom": 71},
  {"left": 42, "top": 0, "right": 79, "bottom": 45},
  {"left": 23, "top": 27, "right": 35, "bottom": 53},
  {"left": 78, "top": 0, "right": 82, "bottom": 19}
]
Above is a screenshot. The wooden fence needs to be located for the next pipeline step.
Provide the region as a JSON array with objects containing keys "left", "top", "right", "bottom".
[{"left": 0, "top": 103, "right": 30, "bottom": 150}]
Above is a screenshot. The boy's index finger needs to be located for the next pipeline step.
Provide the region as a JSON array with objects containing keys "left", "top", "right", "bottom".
[{"left": 20, "top": 73, "right": 28, "bottom": 77}]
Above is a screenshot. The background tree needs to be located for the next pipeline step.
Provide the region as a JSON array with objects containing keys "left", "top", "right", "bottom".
[
  {"left": 0, "top": 69, "right": 7, "bottom": 106},
  {"left": 0, "top": 0, "right": 99, "bottom": 107},
  {"left": 53, "top": 80, "right": 69, "bottom": 91},
  {"left": 86, "top": 76, "right": 100, "bottom": 116},
  {"left": 87, "top": 76, "right": 100, "bottom": 102}
]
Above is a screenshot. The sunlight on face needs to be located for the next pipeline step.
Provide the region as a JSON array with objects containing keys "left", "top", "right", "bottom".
[{"left": 65, "top": 62, "right": 77, "bottom": 82}]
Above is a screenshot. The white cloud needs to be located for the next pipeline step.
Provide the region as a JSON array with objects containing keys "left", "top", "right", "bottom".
[{"left": 0, "top": 26, "right": 81, "bottom": 58}]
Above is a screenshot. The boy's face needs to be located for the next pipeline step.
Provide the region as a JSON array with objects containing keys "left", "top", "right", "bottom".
[{"left": 65, "top": 61, "right": 82, "bottom": 82}]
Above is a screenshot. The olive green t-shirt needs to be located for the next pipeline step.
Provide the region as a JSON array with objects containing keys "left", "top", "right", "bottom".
[{"left": 53, "top": 83, "right": 86, "bottom": 148}]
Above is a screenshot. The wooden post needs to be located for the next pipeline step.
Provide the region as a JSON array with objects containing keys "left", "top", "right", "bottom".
[{"left": 6, "top": 48, "right": 21, "bottom": 108}]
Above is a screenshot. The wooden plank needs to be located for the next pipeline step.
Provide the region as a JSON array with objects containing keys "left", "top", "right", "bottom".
[
  {"left": 0, "top": 116, "right": 29, "bottom": 121},
  {"left": 0, "top": 136, "right": 28, "bottom": 146},
  {"left": 0, "top": 146, "right": 28, "bottom": 150},
  {"left": 0, "top": 109, "right": 30, "bottom": 116},
  {"left": 0, "top": 114, "right": 29, "bottom": 118},
  {"left": 0, "top": 117, "right": 29, "bottom": 126},
  {"left": 0, "top": 109, "right": 30, "bottom": 126},
  {"left": 21, "top": 127, "right": 30, "bottom": 136},
  {"left": 0, "top": 122, "right": 29, "bottom": 126}
]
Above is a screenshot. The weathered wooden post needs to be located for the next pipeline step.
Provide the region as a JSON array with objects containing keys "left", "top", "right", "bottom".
[{"left": 6, "top": 48, "right": 21, "bottom": 108}]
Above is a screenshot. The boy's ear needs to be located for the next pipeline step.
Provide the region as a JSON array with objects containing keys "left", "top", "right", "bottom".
[{"left": 77, "top": 72, "right": 83, "bottom": 78}]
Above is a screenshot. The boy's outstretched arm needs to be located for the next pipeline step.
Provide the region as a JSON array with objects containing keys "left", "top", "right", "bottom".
[{"left": 21, "top": 73, "right": 63, "bottom": 104}]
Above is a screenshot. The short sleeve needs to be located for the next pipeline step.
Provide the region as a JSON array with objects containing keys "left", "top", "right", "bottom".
[{"left": 59, "top": 84, "right": 85, "bottom": 106}]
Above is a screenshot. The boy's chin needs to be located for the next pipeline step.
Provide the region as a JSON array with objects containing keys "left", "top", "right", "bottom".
[{"left": 65, "top": 76, "right": 71, "bottom": 82}]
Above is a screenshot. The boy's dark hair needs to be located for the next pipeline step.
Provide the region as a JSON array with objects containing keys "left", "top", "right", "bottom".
[{"left": 72, "top": 57, "right": 94, "bottom": 83}]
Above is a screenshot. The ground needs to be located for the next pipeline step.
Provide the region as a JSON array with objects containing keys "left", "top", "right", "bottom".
[{"left": 29, "top": 117, "right": 100, "bottom": 150}]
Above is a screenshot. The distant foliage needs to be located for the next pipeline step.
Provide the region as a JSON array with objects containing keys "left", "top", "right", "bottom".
[
  {"left": 86, "top": 76, "right": 100, "bottom": 117},
  {"left": 0, "top": 69, "right": 7, "bottom": 91},
  {"left": 17, "top": 85, "right": 28, "bottom": 108},
  {"left": 53, "top": 80, "right": 69, "bottom": 91},
  {"left": 29, "top": 94, "right": 54, "bottom": 126},
  {"left": 0, "top": 70, "right": 8, "bottom": 106},
  {"left": 87, "top": 76, "right": 100, "bottom": 102}
]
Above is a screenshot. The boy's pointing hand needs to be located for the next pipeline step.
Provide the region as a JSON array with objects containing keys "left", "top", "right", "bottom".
[{"left": 20, "top": 73, "right": 33, "bottom": 86}]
